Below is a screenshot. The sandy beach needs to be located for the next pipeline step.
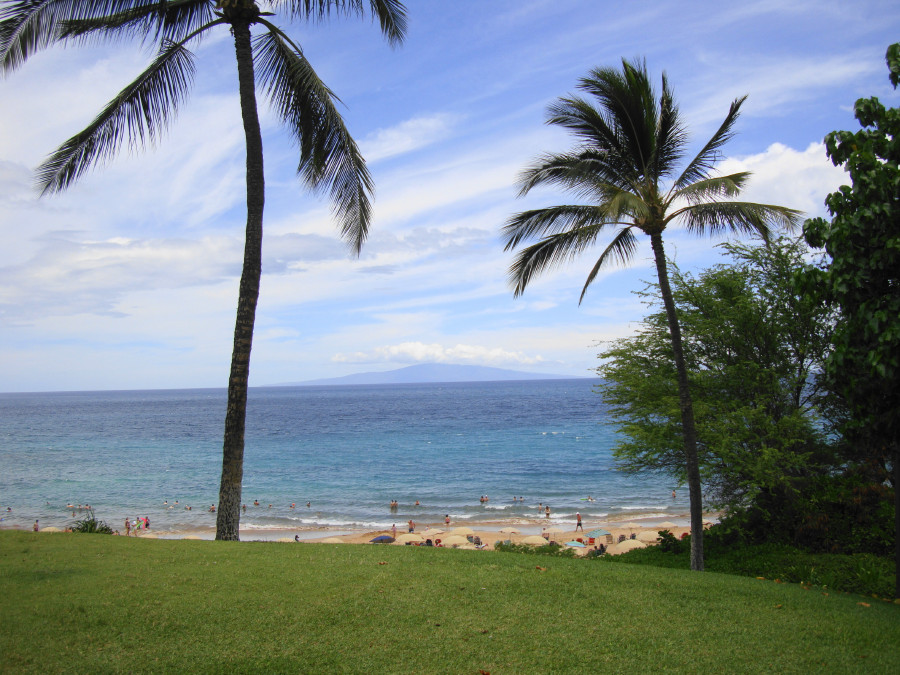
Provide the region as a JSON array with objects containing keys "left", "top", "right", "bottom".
[{"left": 117, "top": 513, "right": 707, "bottom": 556}]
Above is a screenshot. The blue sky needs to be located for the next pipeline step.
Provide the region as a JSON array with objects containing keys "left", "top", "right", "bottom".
[{"left": 1, "top": 1, "right": 898, "bottom": 392}]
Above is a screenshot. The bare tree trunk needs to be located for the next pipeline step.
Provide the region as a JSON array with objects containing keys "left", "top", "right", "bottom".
[
  {"left": 650, "top": 233, "right": 704, "bottom": 571},
  {"left": 216, "top": 18, "right": 265, "bottom": 541}
]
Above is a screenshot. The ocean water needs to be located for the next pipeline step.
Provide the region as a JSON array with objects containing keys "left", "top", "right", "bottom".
[{"left": 0, "top": 380, "right": 686, "bottom": 536}]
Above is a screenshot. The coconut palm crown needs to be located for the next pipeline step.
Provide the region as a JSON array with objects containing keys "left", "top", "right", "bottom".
[
  {"left": 1, "top": 0, "right": 407, "bottom": 540},
  {"left": 502, "top": 58, "right": 801, "bottom": 570}
]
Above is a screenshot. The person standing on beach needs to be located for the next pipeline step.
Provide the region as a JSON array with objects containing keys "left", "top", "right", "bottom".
[
  {"left": 575, "top": 512, "right": 583, "bottom": 531},
  {"left": 545, "top": 505, "right": 551, "bottom": 518},
  {"left": 125, "top": 518, "right": 131, "bottom": 536},
  {"left": 33, "top": 519, "right": 38, "bottom": 532},
  {"left": 392, "top": 523, "right": 397, "bottom": 539},
  {"left": 408, "top": 519, "right": 415, "bottom": 533},
  {"left": 445, "top": 514, "right": 451, "bottom": 527}
]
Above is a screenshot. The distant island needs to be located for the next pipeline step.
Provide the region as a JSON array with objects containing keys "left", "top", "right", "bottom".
[{"left": 273, "top": 363, "right": 591, "bottom": 387}]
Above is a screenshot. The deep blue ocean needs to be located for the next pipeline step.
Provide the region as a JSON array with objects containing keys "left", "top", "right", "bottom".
[{"left": 0, "top": 379, "right": 686, "bottom": 536}]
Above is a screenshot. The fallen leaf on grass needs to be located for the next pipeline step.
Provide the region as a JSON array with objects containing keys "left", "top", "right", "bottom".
[
  {"left": 535, "top": 566, "right": 546, "bottom": 571},
  {"left": 857, "top": 602, "right": 870, "bottom": 608},
  {"left": 378, "top": 561, "right": 387, "bottom": 565},
  {"left": 774, "top": 604, "right": 783, "bottom": 609}
]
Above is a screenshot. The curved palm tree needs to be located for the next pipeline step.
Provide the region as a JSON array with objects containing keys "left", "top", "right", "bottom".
[
  {"left": 502, "top": 59, "right": 801, "bottom": 570},
  {"left": 1, "top": 0, "right": 406, "bottom": 540}
]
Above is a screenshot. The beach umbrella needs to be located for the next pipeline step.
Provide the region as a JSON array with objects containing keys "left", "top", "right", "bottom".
[
  {"left": 657, "top": 521, "right": 678, "bottom": 529},
  {"left": 607, "top": 539, "right": 647, "bottom": 555},
  {"left": 637, "top": 530, "right": 660, "bottom": 543},
  {"left": 370, "top": 535, "right": 394, "bottom": 544},
  {"left": 499, "top": 527, "right": 520, "bottom": 535},
  {"left": 542, "top": 526, "right": 565, "bottom": 541},
  {"left": 620, "top": 522, "right": 641, "bottom": 530},
  {"left": 442, "top": 534, "right": 468, "bottom": 546},
  {"left": 587, "top": 528, "right": 610, "bottom": 538},
  {"left": 395, "top": 533, "right": 423, "bottom": 544},
  {"left": 40, "top": 526, "right": 62, "bottom": 532},
  {"left": 421, "top": 528, "right": 444, "bottom": 537},
  {"left": 564, "top": 540, "right": 586, "bottom": 548},
  {"left": 522, "top": 535, "right": 549, "bottom": 545},
  {"left": 451, "top": 526, "right": 474, "bottom": 536}
]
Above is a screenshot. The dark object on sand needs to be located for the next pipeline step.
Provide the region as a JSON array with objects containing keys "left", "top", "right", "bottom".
[{"left": 370, "top": 535, "right": 395, "bottom": 544}]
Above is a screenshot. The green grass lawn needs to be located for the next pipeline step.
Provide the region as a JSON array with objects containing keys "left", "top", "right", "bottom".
[{"left": 2, "top": 531, "right": 897, "bottom": 674}]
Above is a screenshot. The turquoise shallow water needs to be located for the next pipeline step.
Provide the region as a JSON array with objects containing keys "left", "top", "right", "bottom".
[{"left": 0, "top": 380, "right": 688, "bottom": 536}]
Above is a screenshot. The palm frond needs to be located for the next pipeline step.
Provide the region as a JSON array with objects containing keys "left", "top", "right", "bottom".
[
  {"left": 673, "top": 95, "right": 747, "bottom": 190},
  {"left": 254, "top": 22, "right": 373, "bottom": 253},
  {"left": 1, "top": 0, "right": 156, "bottom": 72},
  {"left": 59, "top": 0, "right": 215, "bottom": 47},
  {"left": 579, "top": 226, "right": 638, "bottom": 304},
  {"left": 670, "top": 172, "right": 752, "bottom": 205},
  {"left": 577, "top": 59, "right": 660, "bottom": 181},
  {"left": 671, "top": 201, "right": 802, "bottom": 241},
  {"left": 35, "top": 35, "right": 198, "bottom": 194},
  {"left": 653, "top": 72, "right": 688, "bottom": 179},
  {"left": 515, "top": 149, "right": 634, "bottom": 200},
  {"left": 546, "top": 96, "right": 629, "bottom": 170},
  {"left": 507, "top": 223, "right": 611, "bottom": 297},
  {"left": 501, "top": 204, "right": 618, "bottom": 251},
  {"left": 272, "top": 0, "right": 407, "bottom": 45}
]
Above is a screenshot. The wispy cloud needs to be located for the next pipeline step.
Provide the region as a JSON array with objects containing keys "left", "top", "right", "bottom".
[{"left": 360, "top": 113, "right": 461, "bottom": 162}]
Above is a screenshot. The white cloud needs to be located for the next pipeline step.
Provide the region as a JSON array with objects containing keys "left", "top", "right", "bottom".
[
  {"left": 332, "top": 341, "right": 545, "bottom": 367},
  {"left": 718, "top": 142, "right": 845, "bottom": 218}
]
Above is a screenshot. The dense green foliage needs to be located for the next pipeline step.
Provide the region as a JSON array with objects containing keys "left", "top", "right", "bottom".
[
  {"left": 502, "top": 58, "right": 800, "bottom": 570},
  {"left": 799, "top": 43, "right": 900, "bottom": 595},
  {"left": 2, "top": 532, "right": 898, "bottom": 673},
  {"left": 598, "top": 237, "right": 836, "bottom": 511},
  {"left": 604, "top": 529, "right": 896, "bottom": 599}
]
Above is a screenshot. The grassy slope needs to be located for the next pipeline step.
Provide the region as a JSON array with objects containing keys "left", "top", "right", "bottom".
[{"left": 1, "top": 531, "right": 897, "bottom": 674}]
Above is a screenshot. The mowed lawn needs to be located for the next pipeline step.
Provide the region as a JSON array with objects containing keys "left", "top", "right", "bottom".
[{"left": 1, "top": 531, "right": 897, "bottom": 674}]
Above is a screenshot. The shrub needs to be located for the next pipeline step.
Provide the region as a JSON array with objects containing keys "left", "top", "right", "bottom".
[
  {"left": 70, "top": 509, "right": 113, "bottom": 535},
  {"left": 493, "top": 541, "right": 577, "bottom": 557},
  {"left": 657, "top": 529, "right": 682, "bottom": 553}
]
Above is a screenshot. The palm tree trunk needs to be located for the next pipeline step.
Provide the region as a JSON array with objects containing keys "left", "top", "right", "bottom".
[
  {"left": 215, "top": 18, "right": 265, "bottom": 541},
  {"left": 649, "top": 232, "right": 704, "bottom": 571},
  {"left": 893, "top": 442, "right": 899, "bottom": 598}
]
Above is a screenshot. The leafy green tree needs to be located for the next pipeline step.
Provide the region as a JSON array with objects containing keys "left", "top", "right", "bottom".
[
  {"left": 598, "top": 237, "right": 838, "bottom": 520},
  {"left": 502, "top": 59, "right": 800, "bottom": 570},
  {"left": 0, "top": 0, "right": 407, "bottom": 540},
  {"left": 800, "top": 43, "right": 899, "bottom": 595}
]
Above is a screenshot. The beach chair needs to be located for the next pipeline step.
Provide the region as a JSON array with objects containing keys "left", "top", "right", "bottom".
[
  {"left": 587, "top": 537, "right": 595, "bottom": 545},
  {"left": 618, "top": 534, "right": 627, "bottom": 543},
  {"left": 605, "top": 534, "right": 614, "bottom": 545}
]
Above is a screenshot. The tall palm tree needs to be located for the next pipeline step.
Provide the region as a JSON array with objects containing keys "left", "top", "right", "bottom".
[
  {"left": 502, "top": 59, "right": 800, "bottom": 570},
  {"left": 0, "top": 0, "right": 406, "bottom": 540}
]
